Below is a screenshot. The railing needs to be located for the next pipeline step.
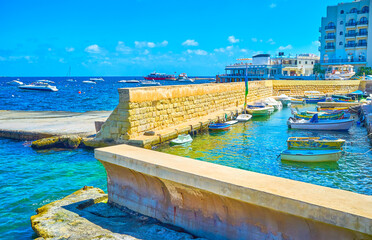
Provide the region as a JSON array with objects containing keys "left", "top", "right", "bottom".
[
  {"left": 320, "top": 58, "right": 366, "bottom": 64},
  {"left": 357, "top": 31, "right": 368, "bottom": 36},
  {"left": 344, "top": 43, "right": 356, "bottom": 48},
  {"left": 357, "top": 20, "right": 368, "bottom": 25},
  {"left": 358, "top": 10, "right": 369, "bottom": 14},
  {"left": 357, "top": 42, "right": 367, "bottom": 47},
  {"left": 325, "top": 45, "right": 335, "bottom": 49},
  {"left": 325, "top": 25, "right": 336, "bottom": 30},
  {"left": 345, "top": 32, "right": 356, "bottom": 37},
  {"left": 325, "top": 35, "right": 336, "bottom": 39},
  {"left": 345, "top": 22, "right": 357, "bottom": 27}
]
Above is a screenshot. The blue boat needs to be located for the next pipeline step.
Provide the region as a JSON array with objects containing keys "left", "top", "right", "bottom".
[
  {"left": 304, "top": 97, "right": 326, "bottom": 104},
  {"left": 208, "top": 123, "right": 230, "bottom": 131}
]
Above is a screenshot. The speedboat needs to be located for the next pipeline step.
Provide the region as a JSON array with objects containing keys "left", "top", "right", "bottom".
[
  {"left": 209, "top": 123, "right": 230, "bottom": 131},
  {"left": 18, "top": 82, "right": 58, "bottom": 92},
  {"left": 236, "top": 114, "right": 252, "bottom": 122},
  {"left": 246, "top": 105, "right": 274, "bottom": 116},
  {"left": 83, "top": 80, "right": 96, "bottom": 84},
  {"left": 287, "top": 114, "right": 354, "bottom": 131},
  {"left": 118, "top": 80, "right": 140, "bottom": 83},
  {"left": 281, "top": 150, "right": 342, "bottom": 162},
  {"left": 263, "top": 97, "right": 282, "bottom": 111},
  {"left": 37, "top": 79, "right": 55, "bottom": 84},
  {"left": 90, "top": 77, "right": 104, "bottom": 81},
  {"left": 170, "top": 134, "right": 193, "bottom": 145},
  {"left": 7, "top": 79, "right": 23, "bottom": 86},
  {"left": 287, "top": 137, "right": 345, "bottom": 150},
  {"left": 177, "top": 73, "right": 194, "bottom": 82},
  {"left": 140, "top": 80, "right": 161, "bottom": 86}
]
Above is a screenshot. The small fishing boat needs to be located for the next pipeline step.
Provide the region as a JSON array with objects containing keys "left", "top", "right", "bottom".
[
  {"left": 317, "top": 106, "right": 350, "bottom": 112},
  {"left": 226, "top": 120, "right": 238, "bottom": 125},
  {"left": 236, "top": 114, "right": 252, "bottom": 122},
  {"left": 170, "top": 134, "right": 193, "bottom": 145},
  {"left": 246, "top": 105, "right": 274, "bottom": 116},
  {"left": 332, "top": 95, "right": 354, "bottom": 102},
  {"left": 276, "top": 94, "right": 291, "bottom": 106},
  {"left": 287, "top": 114, "right": 354, "bottom": 131},
  {"left": 209, "top": 123, "right": 230, "bottom": 131},
  {"left": 7, "top": 79, "right": 23, "bottom": 86},
  {"left": 287, "top": 137, "right": 345, "bottom": 150},
  {"left": 19, "top": 82, "right": 58, "bottom": 92},
  {"left": 140, "top": 80, "right": 161, "bottom": 86},
  {"left": 83, "top": 80, "right": 96, "bottom": 84},
  {"left": 304, "top": 96, "right": 326, "bottom": 104},
  {"left": 294, "top": 111, "right": 345, "bottom": 120},
  {"left": 290, "top": 97, "right": 305, "bottom": 104},
  {"left": 118, "top": 80, "right": 140, "bottom": 83},
  {"left": 281, "top": 150, "right": 342, "bottom": 162}
]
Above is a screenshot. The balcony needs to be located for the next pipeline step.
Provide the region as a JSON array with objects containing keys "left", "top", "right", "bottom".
[
  {"left": 325, "top": 35, "right": 336, "bottom": 40},
  {"left": 320, "top": 58, "right": 367, "bottom": 64},
  {"left": 345, "top": 22, "right": 357, "bottom": 28},
  {"left": 356, "top": 31, "right": 368, "bottom": 38},
  {"left": 344, "top": 43, "right": 356, "bottom": 48},
  {"left": 345, "top": 32, "right": 356, "bottom": 38},
  {"left": 356, "top": 42, "right": 368, "bottom": 48},
  {"left": 358, "top": 10, "right": 369, "bottom": 14},
  {"left": 325, "top": 45, "right": 335, "bottom": 50},
  {"left": 325, "top": 25, "right": 336, "bottom": 31},
  {"left": 357, "top": 20, "right": 368, "bottom": 28}
]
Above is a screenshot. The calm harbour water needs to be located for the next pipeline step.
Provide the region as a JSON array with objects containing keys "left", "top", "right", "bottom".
[{"left": 0, "top": 77, "right": 371, "bottom": 239}]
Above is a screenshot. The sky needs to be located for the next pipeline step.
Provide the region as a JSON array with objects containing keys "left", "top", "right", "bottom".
[{"left": 0, "top": 0, "right": 344, "bottom": 76}]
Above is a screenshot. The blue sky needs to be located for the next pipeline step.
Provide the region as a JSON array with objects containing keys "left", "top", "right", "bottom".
[{"left": 0, "top": 0, "right": 342, "bottom": 76}]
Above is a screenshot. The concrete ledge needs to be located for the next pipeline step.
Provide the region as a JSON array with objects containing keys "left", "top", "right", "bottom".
[{"left": 95, "top": 144, "right": 372, "bottom": 240}]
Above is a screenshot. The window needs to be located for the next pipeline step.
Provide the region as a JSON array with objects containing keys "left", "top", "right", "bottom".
[
  {"left": 305, "top": 61, "right": 308, "bottom": 64},
  {"left": 361, "top": 6, "right": 369, "bottom": 13},
  {"left": 340, "top": 31, "right": 343, "bottom": 35},
  {"left": 350, "top": 8, "right": 357, "bottom": 13},
  {"left": 340, "top": 10, "right": 344, "bottom": 14},
  {"left": 340, "top": 21, "right": 344, "bottom": 25},
  {"left": 339, "top": 41, "right": 343, "bottom": 45},
  {"left": 348, "top": 19, "right": 356, "bottom": 25},
  {"left": 311, "top": 61, "right": 314, "bottom": 65},
  {"left": 299, "top": 61, "right": 301, "bottom": 64},
  {"left": 359, "top": 17, "right": 368, "bottom": 24}
]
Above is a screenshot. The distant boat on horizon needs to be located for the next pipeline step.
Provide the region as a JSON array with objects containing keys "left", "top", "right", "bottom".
[
  {"left": 90, "top": 77, "right": 104, "bottom": 81},
  {"left": 66, "top": 67, "right": 76, "bottom": 82},
  {"left": 144, "top": 72, "right": 176, "bottom": 81}
]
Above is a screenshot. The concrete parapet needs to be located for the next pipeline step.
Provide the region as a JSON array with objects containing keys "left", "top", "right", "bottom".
[{"left": 96, "top": 144, "right": 372, "bottom": 240}]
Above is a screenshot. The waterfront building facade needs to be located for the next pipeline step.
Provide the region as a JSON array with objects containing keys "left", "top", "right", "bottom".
[
  {"left": 319, "top": 0, "right": 372, "bottom": 71},
  {"left": 217, "top": 53, "right": 320, "bottom": 83}
]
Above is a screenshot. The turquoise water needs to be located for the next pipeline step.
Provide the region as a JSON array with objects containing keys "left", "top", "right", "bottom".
[
  {"left": 156, "top": 106, "right": 372, "bottom": 195},
  {"left": 0, "top": 139, "right": 106, "bottom": 239}
]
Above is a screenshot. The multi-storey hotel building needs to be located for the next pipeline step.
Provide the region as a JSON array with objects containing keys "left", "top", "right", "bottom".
[{"left": 319, "top": 0, "right": 371, "bottom": 71}]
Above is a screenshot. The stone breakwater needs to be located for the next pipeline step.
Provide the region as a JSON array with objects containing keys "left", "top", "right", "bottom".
[{"left": 95, "top": 80, "right": 361, "bottom": 147}]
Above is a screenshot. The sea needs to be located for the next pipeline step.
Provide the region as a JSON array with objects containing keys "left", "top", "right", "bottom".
[{"left": 0, "top": 76, "right": 371, "bottom": 239}]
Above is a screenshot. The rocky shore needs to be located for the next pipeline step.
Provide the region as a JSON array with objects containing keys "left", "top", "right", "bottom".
[{"left": 31, "top": 186, "right": 205, "bottom": 240}]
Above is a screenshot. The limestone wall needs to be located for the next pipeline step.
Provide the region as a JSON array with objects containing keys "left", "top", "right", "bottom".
[
  {"left": 272, "top": 80, "right": 361, "bottom": 96},
  {"left": 95, "top": 144, "right": 372, "bottom": 240},
  {"left": 97, "top": 81, "right": 273, "bottom": 141}
]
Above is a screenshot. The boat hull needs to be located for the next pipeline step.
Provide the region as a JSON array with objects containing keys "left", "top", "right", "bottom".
[
  {"left": 209, "top": 123, "right": 230, "bottom": 131},
  {"left": 19, "top": 86, "right": 58, "bottom": 92},
  {"left": 287, "top": 138, "right": 345, "bottom": 150},
  {"left": 246, "top": 107, "right": 274, "bottom": 116},
  {"left": 144, "top": 77, "right": 176, "bottom": 81},
  {"left": 288, "top": 119, "right": 354, "bottom": 131},
  {"left": 281, "top": 150, "right": 342, "bottom": 162}
]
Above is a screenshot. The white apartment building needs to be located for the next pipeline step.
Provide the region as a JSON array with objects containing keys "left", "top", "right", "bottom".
[{"left": 319, "top": 0, "right": 371, "bottom": 71}]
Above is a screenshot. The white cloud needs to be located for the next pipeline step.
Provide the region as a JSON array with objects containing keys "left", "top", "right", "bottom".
[
  {"left": 279, "top": 45, "right": 293, "bottom": 50},
  {"left": 228, "top": 36, "right": 240, "bottom": 43},
  {"left": 85, "top": 44, "right": 102, "bottom": 53},
  {"left": 187, "top": 49, "right": 208, "bottom": 55},
  {"left": 65, "top": 47, "right": 75, "bottom": 52},
  {"left": 116, "top": 41, "right": 132, "bottom": 54},
  {"left": 135, "top": 41, "right": 167, "bottom": 48},
  {"left": 251, "top": 38, "right": 258, "bottom": 42},
  {"left": 214, "top": 48, "right": 225, "bottom": 53},
  {"left": 59, "top": 58, "right": 65, "bottom": 63},
  {"left": 241, "top": 49, "right": 248, "bottom": 53},
  {"left": 182, "top": 39, "right": 199, "bottom": 46},
  {"left": 267, "top": 39, "right": 276, "bottom": 45},
  {"left": 270, "top": 3, "right": 277, "bottom": 8}
]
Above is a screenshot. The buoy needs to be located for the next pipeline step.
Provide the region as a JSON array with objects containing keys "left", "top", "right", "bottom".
[{"left": 78, "top": 91, "right": 81, "bottom": 94}]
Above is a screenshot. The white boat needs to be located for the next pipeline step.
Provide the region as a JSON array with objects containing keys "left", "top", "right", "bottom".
[
  {"left": 226, "top": 120, "right": 238, "bottom": 125},
  {"left": 118, "top": 80, "right": 140, "bottom": 83},
  {"left": 236, "top": 114, "right": 252, "bottom": 122},
  {"left": 170, "top": 134, "right": 193, "bottom": 145},
  {"left": 83, "top": 80, "right": 96, "bottom": 84},
  {"left": 263, "top": 97, "right": 282, "bottom": 111},
  {"left": 276, "top": 94, "right": 291, "bottom": 106},
  {"left": 37, "top": 79, "right": 55, "bottom": 84},
  {"left": 140, "top": 80, "right": 161, "bottom": 86},
  {"left": 177, "top": 73, "right": 194, "bottom": 82},
  {"left": 287, "top": 116, "right": 354, "bottom": 131},
  {"left": 7, "top": 79, "right": 23, "bottom": 86},
  {"left": 19, "top": 82, "right": 58, "bottom": 92},
  {"left": 325, "top": 65, "right": 355, "bottom": 80},
  {"left": 90, "top": 77, "right": 104, "bottom": 81},
  {"left": 66, "top": 67, "right": 76, "bottom": 82},
  {"left": 246, "top": 105, "right": 274, "bottom": 116},
  {"left": 281, "top": 150, "right": 342, "bottom": 162},
  {"left": 66, "top": 79, "right": 76, "bottom": 82}
]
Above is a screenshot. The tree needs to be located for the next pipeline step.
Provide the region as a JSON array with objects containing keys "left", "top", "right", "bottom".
[
  {"left": 313, "top": 63, "right": 325, "bottom": 74},
  {"left": 356, "top": 67, "right": 372, "bottom": 76}
]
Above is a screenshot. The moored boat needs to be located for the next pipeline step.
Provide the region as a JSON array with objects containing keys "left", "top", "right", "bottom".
[
  {"left": 290, "top": 97, "right": 305, "bottom": 104},
  {"left": 90, "top": 77, "right": 104, "bottom": 81},
  {"left": 281, "top": 150, "right": 342, "bottom": 162},
  {"left": 226, "top": 120, "right": 238, "bottom": 125},
  {"left": 118, "top": 80, "right": 140, "bottom": 83},
  {"left": 140, "top": 80, "right": 161, "bottom": 86},
  {"left": 294, "top": 111, "right": 345, "bottom": 120},
  {"left": 287, "top": 115, "right": 354, "bottom": 131},
  {"left": 287, "top": 137, "right": 345, "bottom": 150},
  {"left": 209, "top": 123, "right": 230, "bottom": 131},
  {"left": 18, "top": 82, "right": 58, "bottom": 92},
  {"left": 170, "top": 134, "right": 193, "bottom": 145},
  {"left": 83, "top": 80, "right": 96, "bottom": 84},
  {"left": 246, "top": 105, "right": 274, "bottom": 116},
  {"left": 236, "top": 114, "right": 252, "bottom": 122},
  {"left": 276, "top": 94, "right": 291, "bottom": 106},
  {"left": 263, "top": 97, "right": 282, "bottom": 111}
]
